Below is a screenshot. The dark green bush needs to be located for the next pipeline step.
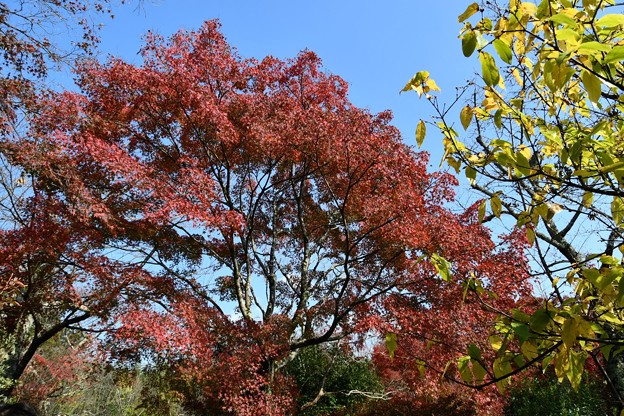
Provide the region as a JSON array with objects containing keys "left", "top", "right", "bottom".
[
  {"left": 284, "top": 344, "right": 383, "bottom": 415},
  {"left": 505, "top": 376, "right": 612, "bottom": 416}
]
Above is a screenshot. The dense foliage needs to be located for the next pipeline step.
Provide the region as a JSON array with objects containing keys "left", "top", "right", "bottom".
[{"left": 405, "top": 0, "right": 624, "bottom": 411}]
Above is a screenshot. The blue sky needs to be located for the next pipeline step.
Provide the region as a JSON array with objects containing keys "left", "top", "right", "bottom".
[{"left": 93, "top": 1, "right": 476, "bottom": 164}]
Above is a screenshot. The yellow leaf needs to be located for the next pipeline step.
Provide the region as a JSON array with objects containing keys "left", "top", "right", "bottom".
[
  {"left": 581, "top": 70, "right": 602, "bottom": 103},
  {"left": 519, "top": 2, "right": 538, "bottom": 17},
  {"left": 460, "top": 105, "right": 473, "bottom": 130},
  {"left": 490, "top": 335, "right": 503, "bottom": 351},
  {"left": 490, "top": 195, "right": 503, "bottom": 218},
  {"left": 416, "top": 120, "right": 426, "bottom": 148},
  {"left": 512, "top": 68, "right": 524, "bottom": 87},
  {"left": 426, "top": 78, "right": 441, "bottom": 92},
  {"left": 478, "top": 200, "right": 487, "bottom": 223},
  {"left": 458, "top": 3, "right": 480, "bottom": 22}
]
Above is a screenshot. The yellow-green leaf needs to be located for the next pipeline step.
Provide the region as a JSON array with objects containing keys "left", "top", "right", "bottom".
[
  {"left": 605, "top": 46, "right": 624, "bottom": 64},
  {"left": 458, "top": 2, "right": 479, "bottom": 22},
  {"left": 526, "top": 227, "right": 536, "bottom": 245},
  {"left": 478, "top": 200, "right": 486, "bottom": 223},
  {"left": 460, "top": 105, "right": 473, "bottom": 130},
  {"left": 612, "top": 197, "right": 624, "bottom": 225},
  {"left": 568, "top": 350, "right": 587, "bottom": 390},
  {"left": 416, "top": 120, "right": 426, "bottom": 147},
  {"left": 521, "top": 341, "right": 538, "bottom": 360},
  {"left": 581, "top": 70, "right": 602, "bottom": 103},
  {"left": 431, "top": 253, "right": 452, "bottom": 282},
  {"left": 562, "top": 317, "right": 578, "bottom": 348},
  {"left": 472, "top": 360, "right": 487, "bottom": 384},
  {"left": 480, "top": 52, "right": 500, "bottom": 87},
  {"left": 385, "top": 332, "right": 397, "bottom": 359},
  {"left": 490, "top": 195, "right": 503, "bottom": 218},
  {"left": 490, "top": 335, "right": 503, "bottom": 352},
  {"left": 458, "top": 356, "right": 473, "bottom": 384},
  {"left": 596, "top": 14, "right": 624, "bottom": 27},
  {"left": 462, "top": 30, "right": 478, "bottom": 57}
]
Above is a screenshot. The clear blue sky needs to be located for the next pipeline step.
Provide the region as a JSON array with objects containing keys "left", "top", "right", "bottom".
[{"left": 92, "top": 1, "right": 476, "bottom": 164}]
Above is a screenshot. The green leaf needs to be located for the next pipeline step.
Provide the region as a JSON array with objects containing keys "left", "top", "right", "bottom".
[
  {"left": 431, "top": 253, "right": 452, "bottom": 281},
  {"left": 385, "top": 332, "right": 397, "bottom": 359},
  {"left": 511, "top": 321, "right": 530, "bottom": 341},
  {"left": 416, "top": 119, "right": 426, "bottom": 147},
  {"left": 582, "top": 191, "right": 593, "bottom": 208},
  {"left": 468, "top": 343, "right": 482, "bottom": 360},
  {"left": 581, "top": 70, "right": 602, "bottom": 103},
  {"left": 458, "top": 3, "right": 479, "bottom": 22},
  {"left": 493, "top": 39, "right": 513, "bottom": 64},
  {"left": 530, "top": 309, "right": 552, "bottom": 332},
  {"left": 596, "top": 14, "right": 624, "bottom": 27},
  {"left": 460, "top": 105, "right": 473, "bottom": 130},
  {"left": 462, "top": 30, "right": 478, "bottom": 57},
  {"left": 480, "top": 51, "right": 500, "bottom": 87},
  {"left": 466, "top": 166, "right": 477, "bottom": 184}
]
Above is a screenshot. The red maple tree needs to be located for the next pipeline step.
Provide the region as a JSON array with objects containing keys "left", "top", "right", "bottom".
[{"left": 3, "top": 20, "right": 537, "bottom": 414}]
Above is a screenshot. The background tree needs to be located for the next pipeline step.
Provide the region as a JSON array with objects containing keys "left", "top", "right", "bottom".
[
  {"left": 405, "top": 0, "right": 624, "bottom": 406},
  {"left": 0, "top": 0, "right": 136, "bottom": 400}
]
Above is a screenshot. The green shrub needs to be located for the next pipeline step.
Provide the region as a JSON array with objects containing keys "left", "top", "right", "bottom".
[{"left": 505, "top": 377, "right": 612, "bottom": 416}]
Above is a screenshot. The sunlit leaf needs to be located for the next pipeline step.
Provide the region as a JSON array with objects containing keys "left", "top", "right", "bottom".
[
  {"left": 416, "top": 119, "right": 426, "bottom": 147},
  {"left": 596, "top": 14, "right": 624, "bottom": 27},
  {"left": 493, "top": 39, "right": 513, "bottom": 64},
  {"left": 460, "top": 105, "right": 473, "bottom": 130},
  {"left": 462, "top": 30, "right": 478, "bottom": 57},
  {"left": 385, "top": 332, "right": 398, "bottom": 359},
  {"left": 458, "top": 3, "right": 479, "bottom": 22},
  {"left": 490, "top": 195, "right": 502, "bottom": 218},
  {"left": 581, "top": 70, "right": 602, "bottom": 103}
]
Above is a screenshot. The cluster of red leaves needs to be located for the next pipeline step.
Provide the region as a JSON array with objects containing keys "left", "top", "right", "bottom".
[
  {"left": 374, "top": 222, "right": 537, "bottom": 415},
  {"left": 113, "top": 299, "right": 297, "bottom": 415}
]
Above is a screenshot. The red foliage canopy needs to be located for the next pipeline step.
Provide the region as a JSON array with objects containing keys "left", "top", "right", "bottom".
[{"left": 3, "top": 20, "right": 536, "bottom": 414}]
